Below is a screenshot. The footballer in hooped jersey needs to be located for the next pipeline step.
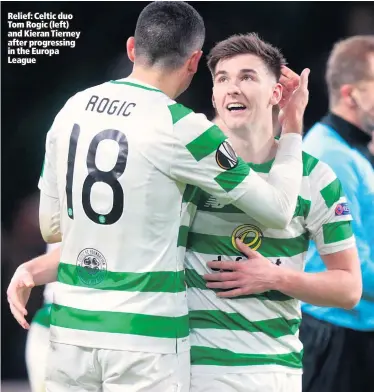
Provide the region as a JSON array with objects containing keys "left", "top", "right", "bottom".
[
  {"left": 7, "top": 2, "right": 315, "bottom": 392},
  {"left": 9, "top": 32, "right": 360, "bottom": 392},
  {"left": 7, "top": 32, "right": 360, "bottom": 392},
  {"left": 187, "top": 33, "right": 361, "bottom": 392}
]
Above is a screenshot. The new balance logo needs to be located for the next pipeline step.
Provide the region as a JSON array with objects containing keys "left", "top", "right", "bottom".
[{"left": 203, "top": 196, "right": 224, "bottom": 209}]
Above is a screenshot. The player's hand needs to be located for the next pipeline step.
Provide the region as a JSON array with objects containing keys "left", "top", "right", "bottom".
[
  {"left": 7, "top": 265, "right": 35, "bottom": 329},
  {"left": 278, "top": 66, "right": 310, "bottom": 135},
  {"left": 203, "top": 238, "right": 280, "bottom": 298},
  {"left": 279, "top": 66, "right": 300, "bottom": 108}
]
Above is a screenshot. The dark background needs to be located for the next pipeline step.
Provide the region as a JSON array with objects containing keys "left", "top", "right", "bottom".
[{"left": 2, "top": 1, "right": 374, "bottom": 383}]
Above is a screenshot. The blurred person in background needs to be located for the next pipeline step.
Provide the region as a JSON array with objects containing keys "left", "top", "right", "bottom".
[{"left": 300, "top": 35, "right": 374, "bottom": 392}]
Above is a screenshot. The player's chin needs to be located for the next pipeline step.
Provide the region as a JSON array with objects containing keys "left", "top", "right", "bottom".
[{"left": 225, "top": 118, "right": 248, "bottom": 132}]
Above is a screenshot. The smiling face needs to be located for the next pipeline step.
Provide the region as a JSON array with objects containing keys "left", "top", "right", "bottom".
[{"left": 212, "top": 54, "right": 282, "bottom": 132}]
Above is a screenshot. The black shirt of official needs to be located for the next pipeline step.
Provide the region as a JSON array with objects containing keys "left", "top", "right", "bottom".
[{"left": 321, "top": 112, "right": 374, "bottom": 167}]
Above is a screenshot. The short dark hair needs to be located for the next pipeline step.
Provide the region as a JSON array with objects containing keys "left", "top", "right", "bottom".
[
  {"left": 326, "top": 35, "right": 374, "bottom": 105},
  {"left": 134, "top": 1, "right": 205, "bottom": 69},
  {"left": 207, "top": 33, "right": 286, "bottom": 81}
]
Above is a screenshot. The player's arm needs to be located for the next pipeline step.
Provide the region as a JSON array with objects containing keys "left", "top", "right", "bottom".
[
  {"left": 172, "top": 70, "right": 309, "bottom": 229},
  {"left": 273, "top": 162, "right": 362, "bottom": 308},
  {"left": 7, "top": 246, "right": 60, "bottom": 329},
  {"left": 38, "top": 117, "right": 62, "bottom": 243},
  {"left": 144, "top": 70, "right": 308, "bottom": 229},
  {"left": 318, "top": 152, "right": 374, "bottom": 302},
  {"left": 205, "top": 239, "right": 361, "bottom": 309},
  {"left": 205, "top": 164, "right": 362, "bottom": 309},
  {"left": 274, "top": 248, "right": 361, "bottom": 309},
  {"left": 16, "top": 245, "right": 60, "bottom": 286},
  {"left": 168, "top": 110, "right": 302, "bottom": 229},
  {"left": 39, "top": 191, "right": 61, "bottom": 243}
]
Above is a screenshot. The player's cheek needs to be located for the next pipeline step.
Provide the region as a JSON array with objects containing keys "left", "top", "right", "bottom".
[
  {"left": 218, "top": 95, "right": 228, "bottom": 112},
  {"left": 213, "top": 86, "right": 224, "bottom": 103}
]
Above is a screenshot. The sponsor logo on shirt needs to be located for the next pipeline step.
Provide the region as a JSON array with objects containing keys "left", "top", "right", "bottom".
[
  {"left": 335, "top": 202, "right": 350, "bottom": 216},
  {"left": 212, "top": 256, "right": 282, "bottom": 270},
  {"left": 211, "top": 226, "right": 284, "bottom": 272},
  {"left": 203, "top": 195, "right": 225, "bottom": 209},
  {"left": 231, "top": 224, "right": 263, "bottom": 251}
]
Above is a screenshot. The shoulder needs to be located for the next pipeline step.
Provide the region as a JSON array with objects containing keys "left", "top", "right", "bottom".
[
  {"left": 301, "top": 150, "right": 337, "bottom": 182},
  {"left": 308, "top": 160, "right": 343, "bottom": 206},
  {"left": 301, "top": 151, "right": 348, "bottom": 214},
  {"left": 303, "top": 153, "right": 339, "bottom": 196},
  {"left": 167, "top": 102, "right": 211, "bottom": 129},
  {"left": 167, "top": 103, "right": 222, "bottom": 148},
  {"left": 302, "top": 151, "right": 319, "bottom": 177},
  {"left": 167, "top": 102, "right": 193, "bottom": 124},
  {"left": 68, "top": 81, "right": 111, "bottom": 105}
]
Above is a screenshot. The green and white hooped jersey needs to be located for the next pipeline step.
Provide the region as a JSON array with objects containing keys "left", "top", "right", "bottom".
[
  {"left": 185, "top": 153, "right": 355, "bottom": 373},
  {"left": 38, "top": 77, "right": 281, "bottom": 354}
]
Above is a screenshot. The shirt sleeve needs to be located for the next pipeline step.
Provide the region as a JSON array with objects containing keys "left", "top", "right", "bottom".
[
  {"left": 306, "top": 160, "right": 355, "bottom": 255},
  {"left": 167, "top": 104, "right": 303, "bottom": 229},
  {"left": 38, "top": 108, "right": 63, "bottom": 243},
  {"left": 38, "top": 126, "right": 58, "bottom": 198},
  {"left": 305, "top": 148, "right": 374, "bottom": 300},
  {"left": 39, "top": 191, "right": 62, "bottom": 243}
]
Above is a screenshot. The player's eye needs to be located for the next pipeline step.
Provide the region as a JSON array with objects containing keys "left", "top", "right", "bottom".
[
  {"left": 242, "top": 74, "right": 253, "bottom": 81},
  {"left": 217, "top": 76, "right": 228, "bottom": 83}
]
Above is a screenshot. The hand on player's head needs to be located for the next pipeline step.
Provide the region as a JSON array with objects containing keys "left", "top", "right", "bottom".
[
  {"left": 208, "top": 34, "right": 287, "bottom": 133},
  {"left": 7, "top": 266, "right": 35, "bottom": 329},
  {"left": 278, "top": 68, "right": 310, "bottom": 135},
  {"left": 279, "top": 66, "right": 300, "bottom": 108}
]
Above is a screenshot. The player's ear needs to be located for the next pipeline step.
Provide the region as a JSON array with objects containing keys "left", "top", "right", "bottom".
[
  {"left": 270, "top": 83, "right": 282, "bottom": 106},
  {"left": 212, "top": 94, "right": 216, "bottom": 109},
  {"left": 187, "top": 50, "right": 203, "bottom": 74},
  {"left": 340, "top": 84, "right": 356, "bottom": 108},
  {"left": 126, "top": 37, "right": 135, "bottom": 63}
]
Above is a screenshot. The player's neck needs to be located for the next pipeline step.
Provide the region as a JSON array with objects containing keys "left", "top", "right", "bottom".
[
  {"left": 129, "top": 67, "right": 181, "bottom": 99},
  {"left": 226, "top": 120, "right": 277, "bottom": 164}
]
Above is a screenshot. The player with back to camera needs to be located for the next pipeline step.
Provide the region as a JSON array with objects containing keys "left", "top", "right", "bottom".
[{"left": 7, "top": 2, "right": 310, "bottom": 391}]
